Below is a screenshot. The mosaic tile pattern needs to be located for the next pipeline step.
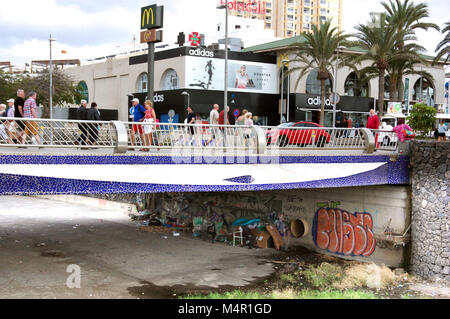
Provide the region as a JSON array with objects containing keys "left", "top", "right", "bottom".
[{"left": 0, "top": 154, "right": 410, "bottom": 195}]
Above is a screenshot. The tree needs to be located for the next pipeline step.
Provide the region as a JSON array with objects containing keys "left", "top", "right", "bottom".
[
  {"left": 351, "top": 13, "right": 409, "bottom": 117},
  {"left": 434, "top": 22, "right": 450, "bottom": 64},
  {"left": 407, "top": 103, "right": 437, "bottom": 136},
  {"left": 381, "top": 0, "right": 439, "bottom": 102},
  {"left": 19, "top": 70, "right": 82, "bottom": 118},
  {"left": 288, "top": 20, "right": 353, "bottom": 126}
]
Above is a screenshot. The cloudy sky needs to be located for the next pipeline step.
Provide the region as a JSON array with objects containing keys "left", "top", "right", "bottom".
[{"left": 0, "top": 0, "right": 448, "bottom": 68}]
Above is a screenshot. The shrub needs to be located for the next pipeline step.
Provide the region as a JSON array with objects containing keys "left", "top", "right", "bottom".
[{"left": 407, "top": 103, "right": 437, "bottom": 137}]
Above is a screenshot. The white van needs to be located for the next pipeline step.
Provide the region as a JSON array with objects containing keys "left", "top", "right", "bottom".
[{"left": 378, "top": 113, "right": 407, "bottom": 146}]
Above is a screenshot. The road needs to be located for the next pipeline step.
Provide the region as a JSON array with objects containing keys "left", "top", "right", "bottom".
[{"left": 0, "top": 196, "right": 274, "bottom": 299}]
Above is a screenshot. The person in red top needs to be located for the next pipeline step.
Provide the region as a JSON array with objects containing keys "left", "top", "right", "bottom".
[
  {"left": 218, "top": 106, "right": 230, "bottom": 125},
  {"left": 366, "top": 109, "right": 379, "bottom": 129},
  {"left": 366, "top": 109, "right": 380, "bottom": 148}
]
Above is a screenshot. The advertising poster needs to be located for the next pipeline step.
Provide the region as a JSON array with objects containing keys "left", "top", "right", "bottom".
[
  {"left": 387, "top": 102, "right": 402, "bottom": 114},
  {"left": 185, "top": 56, "right": 277, "bottom": 94}
]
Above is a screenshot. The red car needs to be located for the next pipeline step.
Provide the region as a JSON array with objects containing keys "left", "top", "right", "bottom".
[{"left": 267, "top": 121, "right": 331, "bottom": 147}]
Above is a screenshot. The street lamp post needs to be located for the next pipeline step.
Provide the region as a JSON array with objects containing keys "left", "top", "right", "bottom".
[
  {"left": 280, "top": 59, "right": 290, "bottom": 124},
  {"left": 49, "top": 34, "right": 56, "bottom": 119},
  {"left": 217, "top": 2, "right": 228, "bottom": 148},
  {"left": 181, "top": 91, "right": 190, "bottom": 109}
]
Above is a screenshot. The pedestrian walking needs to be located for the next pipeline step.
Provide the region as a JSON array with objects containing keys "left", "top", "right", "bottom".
[
  {"left": 0, "top": 104, "right": 12, "bottom": 143},
  {"left": 87, "top": 102, "right": 100, "bottom": 145},
  {"left": 5, "top": 98, "right": 17, "bottom": 143},
  {"left": 366, "top": 109, "right": 380, "bottom": 147},
  {"left": 76, "top": 99, "right": 88, "bottom": 145},
  {"left": 437, "top": 120, "right": 447, "bottom": 142},
  {"left": 205, "top": 104, "right": 219, "bottom": 146},
  {"left": 130, "top": 98, "right": 147, "bottom": 148},
  {"left": 186, "top": 106, "right": 196, "bottom": 145},
  {"left": 244, "top": 112, "right": 254, "bottom": 148},
  {"left": 142, "top": 100, "right": 157, "bottom": 151},
  {"left": 23, "top": 91, "right": 41, "bottom": 145},
  {"left": 14, "top": 89, "right": 26, "bottom": 144}
]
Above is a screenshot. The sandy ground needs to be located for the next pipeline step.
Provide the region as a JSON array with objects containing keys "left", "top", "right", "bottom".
[{"left": 0, "top": 196, "right": 274, "bottom": 299}]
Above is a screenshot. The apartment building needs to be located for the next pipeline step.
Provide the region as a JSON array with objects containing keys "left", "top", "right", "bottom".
[{"left": 227, "top": 0, "right": 342, "bottom": 38}]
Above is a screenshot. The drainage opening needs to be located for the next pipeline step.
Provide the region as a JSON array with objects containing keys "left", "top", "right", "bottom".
[{"left": 290, "top": 219, "right": 307, "bottom": 238}]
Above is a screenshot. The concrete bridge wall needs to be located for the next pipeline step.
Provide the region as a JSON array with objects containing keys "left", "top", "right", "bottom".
[{"left": 96, "top": 185, "right": 411, "bottom": 268}]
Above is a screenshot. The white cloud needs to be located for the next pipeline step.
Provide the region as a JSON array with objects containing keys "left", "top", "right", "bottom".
[{"left": 1, "top": 0, "right": 449, "bottom": 67}]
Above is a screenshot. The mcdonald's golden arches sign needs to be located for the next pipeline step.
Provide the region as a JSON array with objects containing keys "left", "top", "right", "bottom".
[{"left": 141, "top": 4, "right": 164, "bottom": 30}]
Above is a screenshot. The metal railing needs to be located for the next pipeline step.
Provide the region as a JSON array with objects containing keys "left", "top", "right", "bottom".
[
  {"left": 122, "top": 121, "right": 260, "bottom": 152},
  {"left": 0, "top": 117, "right": 401, "bottom": 154},
  {"left": 0, "top": 117, "right": 116, "bottom": 149},
  {"left": 370, "top": 129, "right": 400, "bottom": 152},
  {"left": 261, "top": 126, "right": 370, "bottom": 150}
]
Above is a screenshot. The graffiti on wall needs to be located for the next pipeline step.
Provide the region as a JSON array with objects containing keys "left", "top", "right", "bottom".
[{"left": 312, "top": 208, "right": 376, "bottom": 257}]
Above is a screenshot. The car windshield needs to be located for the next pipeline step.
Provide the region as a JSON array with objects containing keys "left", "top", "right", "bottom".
[
  {"left": 382, "top": 118, "right": 397, "bottom": 127},
  {"left": 278, "top": 122, "right": 294, "bottom": 127},
  {"left": 294, "top": 122, "right": 317, "bottom": 128}
]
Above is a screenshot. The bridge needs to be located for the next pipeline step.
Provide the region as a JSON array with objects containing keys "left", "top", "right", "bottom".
[
  {"left": 0, "top": 117, "right": 409, "bottom": 195},
  {"left": 0, "top": 116, "right": 416, "bottom": 269}
]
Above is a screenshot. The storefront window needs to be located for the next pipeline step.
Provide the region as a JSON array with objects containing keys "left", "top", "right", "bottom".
[
  {"left": 305, "top": 69, "right": 332, "bottom": 95},
  {"left": 344, "top": 72, "right": 369, "bottom": 97}
]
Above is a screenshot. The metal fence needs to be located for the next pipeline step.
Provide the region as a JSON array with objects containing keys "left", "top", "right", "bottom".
[
  {"left": 122, "top": 121, "right": 259, "bottom": 151},
  {"left": 0, "top": 117, "right": 401, "bottom": 154},
  {"left": 0, "top": 117, "right": 116, "bottom": 149},
  {"left": 260, "top": 126, "right": 367, "bottom": 150}
]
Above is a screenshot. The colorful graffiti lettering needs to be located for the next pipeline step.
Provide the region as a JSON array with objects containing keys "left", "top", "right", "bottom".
[{"left": 312, "top": 208, "right": 376, "bottom": 257}]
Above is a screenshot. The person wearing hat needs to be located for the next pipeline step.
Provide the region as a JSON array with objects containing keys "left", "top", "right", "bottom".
[
  {"left": 130, "top": 98, "right": 147, "bottom": 148},
  {"left": 6, "top": 99, "right": 17, "bottom": 143},
  {"left": 6, "top": 99, "right": 15, "bottom": 117}
]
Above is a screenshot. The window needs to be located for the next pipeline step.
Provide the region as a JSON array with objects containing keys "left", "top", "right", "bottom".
[
  {"left": 136, "top": 72, "right": 148, "bottom": 93},
  {"left": 413, "top": 77, "right": 434, "bottom": 105},
  {"left": 344, "top": 72, "right": 369, "bottom": 97},
  {"left": 305, "top": 69, "right": 332, "bottom": 95},
  {"left": 76, "top": 81, "right": 89, "bottom": 104},
  {"left": 160, "top": 69, "right": 179, "bottom": 90},
  {"left": 303, "top": 23, "right": 310, "bottom": 29},
  {"left": 287, "top": 22, "right": 294, "bottom": 29},
  {"left": 287, "top": 14, "right": 294, "bottom": 20}
]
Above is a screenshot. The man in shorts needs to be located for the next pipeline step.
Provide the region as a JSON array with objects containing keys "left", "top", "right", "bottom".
[
  {"left": 23, "top": 91, "right": 41, "bottom": 145},
  {"left": 130, "top": 98, "right": 147, "bottom": 147}
]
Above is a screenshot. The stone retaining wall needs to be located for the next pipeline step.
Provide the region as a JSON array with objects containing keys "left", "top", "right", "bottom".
[{"left": 410, "top": 140, "right": 450, "bottom": 281}]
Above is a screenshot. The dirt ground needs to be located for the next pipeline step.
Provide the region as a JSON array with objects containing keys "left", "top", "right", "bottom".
[{"left": 0, "top": 195, "right": 448, "bottom": 299}]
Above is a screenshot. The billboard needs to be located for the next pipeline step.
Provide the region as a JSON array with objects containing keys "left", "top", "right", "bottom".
[{"left": 185, "top": 55, "right": 277, "bottom": 94}]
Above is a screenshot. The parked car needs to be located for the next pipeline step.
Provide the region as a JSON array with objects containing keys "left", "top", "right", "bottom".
[
  {"left": 265, "top": 122, "right": 295, "bottom": 145},
  {"left": 266, "top": 121, "right": 331, "bottom": 147}
]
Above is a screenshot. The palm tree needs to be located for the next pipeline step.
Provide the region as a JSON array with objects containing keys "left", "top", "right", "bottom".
[
  {"left": 351, "top": 13, "right": 409, "bottom": 116},
  {"left": 382, "top": 0, "right": 439, "bottom": 102},
  {"left": 288, "top": 20, "right": 352, "bottom": 126},
  {"left": 435, "top": 22, "right": 450, "bottom": 64}
]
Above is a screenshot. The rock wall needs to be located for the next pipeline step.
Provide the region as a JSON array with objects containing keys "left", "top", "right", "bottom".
[{"left": 410, "top": 140, "right": 450, "bottom": 281}]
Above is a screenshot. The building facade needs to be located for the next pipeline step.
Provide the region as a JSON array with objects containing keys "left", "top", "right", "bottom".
[
  {"left": 225, "top": 0, "right": 342, "bottom": 38},
  {"left": 63, "top": 36, "right": 446, "bottom": 127},
  {"left": 64, "top": 47, "right": 280, "bottom": 125},
  {"left": 242, "top": 37, "right": 446, "bottom": 127}
]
